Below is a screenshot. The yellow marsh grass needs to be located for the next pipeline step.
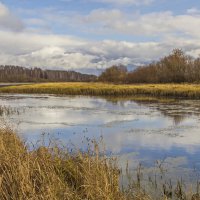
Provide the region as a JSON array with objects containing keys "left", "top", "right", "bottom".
[
  {"left": 1, "top": 128, "right": 200, "bottom": 200},
  {"left": 0, "top": 128, "right": 151, "bottom": 200},
  {"left": 1, "top": 82, "right": 200, "bottom": 98}
]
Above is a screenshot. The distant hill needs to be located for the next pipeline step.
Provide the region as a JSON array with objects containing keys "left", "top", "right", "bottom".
[{"left": 0, "top": 65, "right": 97, "bottom": 82}]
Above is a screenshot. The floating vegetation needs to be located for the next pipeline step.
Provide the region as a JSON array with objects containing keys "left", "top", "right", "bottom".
[{"left": 0, "top": 106, "right": 21, "bottom": 116}]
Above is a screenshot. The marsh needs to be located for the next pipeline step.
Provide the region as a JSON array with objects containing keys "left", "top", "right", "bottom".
[{"left": 1, "top": 94, "right": 200, "bottom": 187}]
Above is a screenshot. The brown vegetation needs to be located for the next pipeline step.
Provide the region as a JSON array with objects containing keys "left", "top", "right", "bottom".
[
  {"left": 0, "top": 127, "right": 124, "bottom": 200},
  {"left": 99, "top": 65, "right": 127, "bottom": 83},
  {"left": 1, "top": 127, "right": 200, "bottom": 199},
  {"left": 99, "top": 49, "right": 200, "bottom": 84},
  {"left": 1, "top": 49, "right": 200, "bottom": 84}
]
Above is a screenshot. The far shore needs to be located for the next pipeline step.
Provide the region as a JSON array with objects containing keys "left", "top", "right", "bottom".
[
  {"left": 0, "top": 83, "right": 34, "bottom": 87},
  {"left": 1, "top": 82, "right": 200, "bottom": 99}
]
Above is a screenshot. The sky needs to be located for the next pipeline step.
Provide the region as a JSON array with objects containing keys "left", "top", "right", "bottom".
[{"left": 0, "top": 0, "right": 200, "bottom": 74}]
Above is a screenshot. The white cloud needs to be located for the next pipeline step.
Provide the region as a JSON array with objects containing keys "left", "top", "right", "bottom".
[
  {"left": 0, "top": 2, "right": 24, "bottom": 31},
  {"left": 90, "top": 0, "right": 154, "bottom": 6},
  {"left": 83, "top": 9, "right": 123, "bottom": 23},
  {"left": 187, "top": 7, "right": 200, "bottom": 15},
  {"left": 1, "top": 3, "right": 200, "bottom": 73},
  {"left": 0, "top": 30, "right": 86, "bottom": 54},
  {"left": 78, "top": 9, "right": 200, "bottom": 39},
  {"left": 0, "top": 29, "right": 200, "bottom": 72},
  {"left": 0, "top": 28, "right": 167, "bottom": 70},
  {"left": 0, "top": 30, "right": 93, "bottom": 70}
]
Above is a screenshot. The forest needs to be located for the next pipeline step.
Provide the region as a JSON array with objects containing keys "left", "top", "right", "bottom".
[
  {"left": 0, "top": 66, "right": 96, "bottom": 82},
  {"left": 1, "top": 49, "right": 200, "bottom": 84},
  {"left": 99, "top": 49, "right": 200, "bottom": 83}
]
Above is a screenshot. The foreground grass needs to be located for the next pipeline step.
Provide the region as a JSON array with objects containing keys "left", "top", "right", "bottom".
[
  {"left": 0, "top": 127, "right": 150, "bottom": 200},
  {"left": 1, "top": 82, "right": 200, "bottom": 98},
  {"left": 1, "top": 128, "right": 200, "bottom": 199}
]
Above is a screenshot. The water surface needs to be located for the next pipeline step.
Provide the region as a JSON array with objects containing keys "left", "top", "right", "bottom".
[{"left": 1, "top": 94, "right": 200, "bottom": 184}]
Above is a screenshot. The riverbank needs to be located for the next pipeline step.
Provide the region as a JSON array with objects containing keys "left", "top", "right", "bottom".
[{"left": 1, "top": 82, "right": 200, "bottom": 98}]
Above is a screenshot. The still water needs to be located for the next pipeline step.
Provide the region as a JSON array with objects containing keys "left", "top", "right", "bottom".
[{"left": 1, "top": 94, "right": 200, "bottom": 184}]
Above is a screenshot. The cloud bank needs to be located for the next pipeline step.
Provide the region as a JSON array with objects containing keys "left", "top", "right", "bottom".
[
  {"left": 90, "top": 0, "right": 154, "bottom": 6},
  {"left": 0, "top": 2, "right": 200, "bottom": 73}
]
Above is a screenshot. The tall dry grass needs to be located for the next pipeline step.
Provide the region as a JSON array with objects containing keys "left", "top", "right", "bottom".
[
  {"left": 0, "top": 127, "right": 150, "bottom": 200},
  {"left": 1, "top": 127, "right": 200, "bottom": 199}
]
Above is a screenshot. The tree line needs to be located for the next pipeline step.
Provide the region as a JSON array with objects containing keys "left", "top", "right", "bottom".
[
  {"left": 99, "top": 49, "right": 200, "bottom": 83},
  {"left": 0, "top": 66, "right": 97, "bottom": 82},
  {"left": 1, "top": 49, "right": 200, "bottom": 84}
]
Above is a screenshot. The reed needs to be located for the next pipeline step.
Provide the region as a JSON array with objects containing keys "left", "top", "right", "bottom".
[
  {"left": 1, "top": 83, "right": 200, "bottom": 98},
  {"left": 1, "top": 127, "right": 200, "bottom": 199},
  {"left": 0, "top": 127, "right": 150, "bottom": 200}
]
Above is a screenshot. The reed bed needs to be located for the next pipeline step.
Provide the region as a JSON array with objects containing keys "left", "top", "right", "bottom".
[
  {"left": 1, "top": 127, "right": 200, "bottom": 199},
  {"left": 0, "top": 127, "right": 151, "bottom": 200},
  {"left": 1, "top": 83, "right": 200, "bottom": 98}
]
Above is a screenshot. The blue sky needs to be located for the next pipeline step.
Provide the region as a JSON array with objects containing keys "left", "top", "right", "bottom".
[{"left": 0, "top": 0, "right": 200, "bottom": 73}]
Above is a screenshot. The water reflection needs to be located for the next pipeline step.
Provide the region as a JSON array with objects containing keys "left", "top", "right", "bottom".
[
  {"left": 106, "top": 97, "right": 200, "bottom": 126},
  {"left": 1, "top": 94, "right": 200, "bottom": 183}
]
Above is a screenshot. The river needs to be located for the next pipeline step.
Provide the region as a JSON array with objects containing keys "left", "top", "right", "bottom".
[{"left": 1, "top": 94, "right": 200, "bottom": 186}]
